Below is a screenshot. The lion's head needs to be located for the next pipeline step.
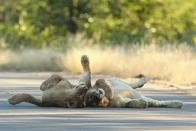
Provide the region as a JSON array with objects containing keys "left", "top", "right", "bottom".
[{"left": 84, "top": 79, "right": 112, "bottom": 107}]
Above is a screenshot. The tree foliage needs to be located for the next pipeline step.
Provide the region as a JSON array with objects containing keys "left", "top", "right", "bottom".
[{"left": 0, "top": 0, "right": 196, "bottom": 48}]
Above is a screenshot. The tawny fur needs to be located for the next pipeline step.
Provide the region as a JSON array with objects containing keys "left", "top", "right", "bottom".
[
  {"left": 85, "top": 78, "right": 183, "bottom": 108},
  {"left": 9, "top": 55, "right": 91, "bottom": 108}
]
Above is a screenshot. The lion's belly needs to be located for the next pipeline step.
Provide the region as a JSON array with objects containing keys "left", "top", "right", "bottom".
[
  {"left": 113, "top": 89, "right": 142, "bottom": 99},
  {"left": 42, "top": 87, "right": 72, "bottom": 107},
  {"left": 108, "top": 79, "right": 142, "bottom": 99}
]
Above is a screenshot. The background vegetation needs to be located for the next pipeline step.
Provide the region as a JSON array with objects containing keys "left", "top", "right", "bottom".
[
  {"left": 0, "top": 0, "right": 196, "bottom": 48},
  {"left": 0, "top": 0, "right": 196, "bottom": 85}
]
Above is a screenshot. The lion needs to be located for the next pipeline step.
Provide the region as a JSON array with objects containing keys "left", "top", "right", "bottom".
[
  {"left": 8, "top": 55, "right": 183, "bottom": 108},
  {"left": 85, "top": 78, "right": 183, "bottom": 108},
  {"left": 8, "top": 55, "right": 91, "bottom": 108}
]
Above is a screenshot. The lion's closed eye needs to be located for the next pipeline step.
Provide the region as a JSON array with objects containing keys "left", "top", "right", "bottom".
[
  {"left": 97, "top": 89, "right": 105, "bottom": 97},
  {"left": 99, "top": 90, "right": 103, "bottom": 94}
]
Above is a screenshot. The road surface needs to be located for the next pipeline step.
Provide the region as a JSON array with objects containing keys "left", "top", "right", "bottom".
[{"left": 0, "top": 72, "right": 195, "bottom": 131}]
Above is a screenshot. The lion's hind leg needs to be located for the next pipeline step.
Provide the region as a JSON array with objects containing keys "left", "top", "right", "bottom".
[
  {"left": 143, "top": 96, "right": 183, "bottom": 108},
  {"left": 129, "top": 77, "right": 148, "bottom": 89},
  {"left": 8, "top": 93, "right": 42, "bottom": 106},
  {"left": 111, "top": 77, "right": 148, "bottom": 90},
  {"left": 40, "top": 74, "right": 64, "bottom": 91},
  {"left": 79, "top": 55, "right": 91, "bottom": 88}
]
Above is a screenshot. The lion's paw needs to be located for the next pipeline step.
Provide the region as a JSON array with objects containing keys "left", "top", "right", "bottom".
[
  {"left": 8, "top": 93, "right": 28, "bottom": 105},
  {"left": 75, "top": 83, "right": 88, "bottom": 95},
  {"left": 167, "top": 100, "right": 183, "bottom": 108}
]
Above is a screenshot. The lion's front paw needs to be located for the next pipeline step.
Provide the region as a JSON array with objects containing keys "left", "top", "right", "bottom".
[
  {"left": 8, "top": 94, "right": 26, "bottom": 105},
  {"left": 167, "top": 100, "right": 183, "bottom": 108},
  {"left": 126, "top": 99, "right": 148, "bottom": 108}
]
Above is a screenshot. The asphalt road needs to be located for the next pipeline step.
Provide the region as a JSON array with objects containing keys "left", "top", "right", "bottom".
[{"left": 0, "top": 72, "right": 195, "bottom": 131}]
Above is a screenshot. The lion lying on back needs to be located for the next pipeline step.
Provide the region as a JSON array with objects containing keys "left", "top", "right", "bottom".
[{"left": 8, "top": 55, "right": 183, "bottom": 108}]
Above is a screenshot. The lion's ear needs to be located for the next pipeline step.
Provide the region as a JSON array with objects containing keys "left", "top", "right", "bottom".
[
  {"left": 92, "top": 84, "right": 99, "bottom": 89},
  {"left": 94, "top": 79, "right": 113, "bottom": 99}
]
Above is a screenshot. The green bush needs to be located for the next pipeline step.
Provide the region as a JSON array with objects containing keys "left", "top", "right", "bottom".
[{"left": 0, "top": 0, "right": 196, "bottom": 48}]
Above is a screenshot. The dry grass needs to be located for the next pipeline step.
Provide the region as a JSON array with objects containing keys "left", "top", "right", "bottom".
[
  {"left": 0, "top": 43, "right": 196, "bottom": 85},
  {"left": 63, "top": 44, "right": 196, "bottom": 85},
  {"left": 0, "top": 49, "right": 63, "bottom": 71}
]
